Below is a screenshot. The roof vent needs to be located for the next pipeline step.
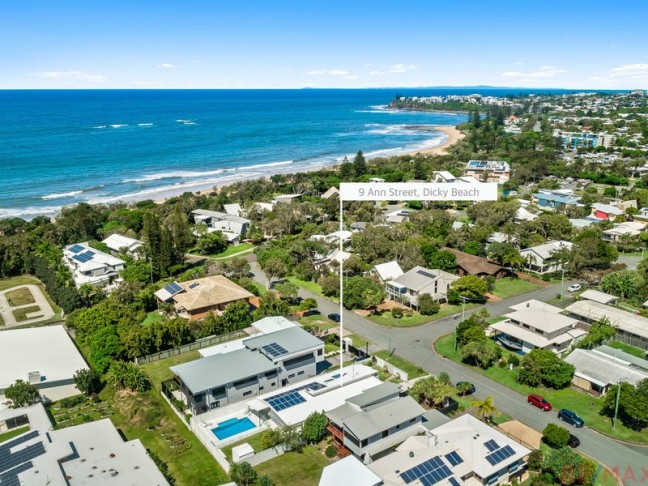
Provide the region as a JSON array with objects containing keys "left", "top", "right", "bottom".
[
  {"left": 409, "top": 451, "right": 415, "bottom": 458},
  {"left": 109, "top": 469, "right": 119, "bottom": 477},
  {"left": 526, "top": 303, "right": 530, "bottom": 308}
]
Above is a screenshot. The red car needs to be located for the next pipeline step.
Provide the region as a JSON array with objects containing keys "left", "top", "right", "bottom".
[{"left": 528, "top": 394, "right": 552, "bottom": 411}]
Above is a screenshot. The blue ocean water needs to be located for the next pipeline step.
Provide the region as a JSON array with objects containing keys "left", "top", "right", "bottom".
[{"left": 0, "top": 87, "right": 601, "bottom": 220}]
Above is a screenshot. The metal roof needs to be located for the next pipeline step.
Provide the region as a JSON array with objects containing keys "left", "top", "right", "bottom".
[
  {"left": 347, "top": 382, "right": 401, "bottom": 409},
  {"left": 564, "top": 349, "right": 648, "bottom": 387},
  {"left": 580, "top": 290, "right": 618, "bottom": 305},
  {"left": 343, "top": 396, "right": 424, "bottom": 441},
  {"left": 243, "top": 327, "right": 323, "bottom": 357},
  {"left": 565, "top": 300, "right": 648, "bottom": 340}
]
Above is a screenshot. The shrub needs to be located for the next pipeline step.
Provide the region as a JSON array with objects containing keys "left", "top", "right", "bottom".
[
  {"left": 261, "top": 429, "right": 283, "bottom": 449},
  {"left": 325, "top": 445, "right": 338, "bottom": 458},
  {"left": 59, "top": 395, "right": 86, "bottom": 409},
  {"left": 418, "top": 294, "right": 440, "bottom": 315},
  {"left": 542, "top": 423, "right": 570, "bottom": 448},
  {"left": 508, "top": 354, "right": 520, "bottom": 367},
  {"left": 527, "top": 449, "right": 544, "bottom": 470},
  {"left": 301, "top": 411, "right": 329, "bottom": 443},
  {"left": 391, "top": 307, "right": 404, "bottom": 319}
]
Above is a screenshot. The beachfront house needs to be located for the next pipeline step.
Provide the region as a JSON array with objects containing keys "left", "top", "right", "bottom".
[
  {"left": 464, "top": 160, "right": 511, "bottom": 183},
  {"left": 385, "top": 266, "right": 459, "bottom": 308},
  {"left": 532, "top": 192, "right": 579, "bottom": 211},
  {"left": 101, "top": 233, "right": 143, "bottom": 259},
  {"left": 63, "top": 242, "right": 125, "bottom": 288},
  {"left": 191, "top": 209, "right": 251, "bottom": 244},
  {"left": 519, "top": 240, "right": 573, "bottom": 275},
  {"left": 170, "top": 326, "right": 324, "bottom": 414},
  {"left": 154, "top": 275, "right": 254, "bottom": 320},
  {"left": 489, "top": 300, "right": 586, "bottom": 355}
]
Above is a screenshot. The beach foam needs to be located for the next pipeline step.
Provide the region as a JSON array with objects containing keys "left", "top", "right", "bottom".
[{"left": 40, "top": 190, "right": 84, "bottom": 200}]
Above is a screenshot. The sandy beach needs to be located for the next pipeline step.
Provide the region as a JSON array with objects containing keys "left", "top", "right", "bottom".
[{"left": 411, "top": 125, "right": 464, "bottom": 156}]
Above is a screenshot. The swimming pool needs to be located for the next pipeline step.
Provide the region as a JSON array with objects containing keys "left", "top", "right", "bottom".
[{"left": 211, "top": 417, "right": 256, "bottom": 440}]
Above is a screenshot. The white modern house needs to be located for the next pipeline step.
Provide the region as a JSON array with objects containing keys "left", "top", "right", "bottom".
[
  {"left": 489, "top": 300, "right": 586, "bottom": 354},
  {"left": 464, "top": 160, "right": 511, "bottom": 183},
  {"left": 191, "top": 209, "right": 251, "bottom": 244},
  {"left": 520, "top": 240, "right": 573, "bottom": 275},
  {"left": 102, "top": 233, "right": 143, "bottom": 259},
  {"left": 63, "top": 242, "right": 125, "bottom": 288},
  {"left": 386, "top": 266, "right": 459, "bottom": 308}
]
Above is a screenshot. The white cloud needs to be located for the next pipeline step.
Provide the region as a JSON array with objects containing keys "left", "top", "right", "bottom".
[
  {"left": 609, "top": 63, "right": 648, "bottom": 79},
  {"left": 500, "top": 65, "right": 567, "bottom": 80},
  {"left": 307, "top": 69, "right": 351, "bottom": 76},
  {"left": 158, "top": 63, "right": 179, "bottom": 69},
  {"left": 34, "top": 70, "right": 105, "bottom": 82},
  {"left": 389, "top": 63, "right": 417, "bottom": 73},
  {"left": 501, "top": 71, "right": 524, "bottom": 78}
]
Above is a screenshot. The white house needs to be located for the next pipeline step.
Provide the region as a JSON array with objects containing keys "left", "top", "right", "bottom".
[
  {"left": 102, "top": 233, "right": 143, "bottom": 259},
  {"left": 602, "top": 221, "right": 646, "bottom": 242},
  {"left": 63, "top": 242, "right": 125, "bottom": 288},
  {"left": 386, "top": 266, "right": 459, "bottom": 308},
  {"left": 371, "top": 261, "right": 404, "bottom": 283},
  {"left": 191, "top": 209, "right": 251, "bottom": 244},
  {"left": 520, "top": 240, "right": 573, "bottom": 275},
  {"left": 464, "top": 160, "right": 511, "bottom": 183}
]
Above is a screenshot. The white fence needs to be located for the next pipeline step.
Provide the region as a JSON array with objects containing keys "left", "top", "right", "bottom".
[{"left": 374, "top": 355, "right": 409, "bottom": 381}]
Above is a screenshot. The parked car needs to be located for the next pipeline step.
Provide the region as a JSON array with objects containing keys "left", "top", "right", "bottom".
[
  {"left": 327, "top": 313, "right": 341, "bottom": 323},
  {"left": 528, "top": 394, "right": 552, "bottom": 411},
  {"left": 567, "top": 434, "right": 580, "bottom": 448},
  {"left": 567, "top": 283, "right": 582, "bottom": 293},
  {"left": 456, "top": 381, "right": 476, "bottom": 395},
  {"left": 558, "top": 409, "right": 584, "bottom": 427}
]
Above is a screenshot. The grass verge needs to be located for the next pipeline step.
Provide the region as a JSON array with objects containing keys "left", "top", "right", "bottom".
[
  {"left": 434, "top": 333, "right": 648, "bottom": 445},
  {"left": 375, "top": 350, "right": 427, "bottom": 379},
  {"left": 287, "top": 277, "right": 338, "bottom": 303}
]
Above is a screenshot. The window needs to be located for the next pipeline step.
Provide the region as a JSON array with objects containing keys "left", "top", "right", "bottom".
[
  {"left": 243, "top": 390, "right": 253, "bottom": 396},
  {"left": 410, "top": 418, "right": 416, "bottom": 423},
  {"left": 382, "top": 431, "right": 388, "bottom": 438},
  {"left": 522, "top": 324, "right": 530, "bottom": 329},
  {"left": 194, "top": 393, "right": 204, "bottom": 403},
  {"left": 259, "top": 386, "right": 264, "bottom": 391},
  {"left": 271, "top": 382, "right": 276, "bottom": 386},
  {"left": 297, "top": 371, "right": 304, "bottom": 375},
  {"left": 288, "top": 373, "right": 295, "bottom": 378},
  {"left": 317, "top": 349, "right": 323, "bottom": 356}
]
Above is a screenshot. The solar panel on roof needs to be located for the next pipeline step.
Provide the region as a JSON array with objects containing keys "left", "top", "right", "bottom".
[
  {"left": 69, "top": 244, "right": 84, "bottom": 254},
  {"left": 72, "top": 255, "right": 84, "bottom": 263},
  {"left": 416, "top": 269, "right": 436, "bottom": 279},
  {"left": 400, "top": 456, "right": 451, "bottom": 486},
  {"left": 163, "top": 281, "right": 183, "bottom": 296},
  {"left": 445, "top": 451, "right": 464, "bottom": 467},
  {"left": 262, "top": 343, "right": 289, "bottom": 358},
  {"left": 485, "top": 445, "right": 515, "bottom": 466},
  {"left": 449, "top": 478, "right": 461, "bottom": 486},
  {"left": 484, "top": 439, "right": 499, "bottom": 452}
]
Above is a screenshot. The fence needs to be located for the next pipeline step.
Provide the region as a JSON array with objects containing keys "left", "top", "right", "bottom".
[
  {"left": 135, "top": 330, "right": 247, "bottom": 364},
  {"left": 374, "top": 355, "right": 409, "bottom": 381},
  {"left": 237, "top": 446, "right": 287, "bottom": 467}
]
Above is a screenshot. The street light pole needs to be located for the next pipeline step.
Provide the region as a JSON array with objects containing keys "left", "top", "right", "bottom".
[
  {"left": 560, "top": 265, "right": 565, "bottom": 301},
  {"left": 613, "top": 380, "right": 622, "bottom": 429}
]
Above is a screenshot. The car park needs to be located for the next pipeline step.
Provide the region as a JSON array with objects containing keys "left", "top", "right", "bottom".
[
  {"left": 456, "top": 381, "right": 476, "bottom": 395},
  {"left": 528, "top": 394, "right": 552, "bottom": 411},
  {"left": 558, "top": 409, "right": 584, "bottom": 427}
]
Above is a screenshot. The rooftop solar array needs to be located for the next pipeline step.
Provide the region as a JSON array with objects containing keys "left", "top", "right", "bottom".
[
  {"left": 71, "top": 250, "right": 95, "bottom": 263},
  {"left": 448, "top": 478, "right": 461, "bottom": 486},
  {"left": 266, "top": 382, "right": 326, "bottom": 411},
  {"left": 416, "top": 269, "right": 437, "bottom": 279},
  {"left": 0, "top": 431, "right": 45, "bottom": 480},
  {"left": 445, "top": 451, "right": 464, "bottom": 467},
  {"left": 484, "top": 439, "right": 499, "bottom": 452},
  {"left": 400, "top": 455, "right": 452, "bottom": 486},
  {"left": 68, "top": 244, "right": 85, "bottom": 254},
  {"left": 163, "top": 281, "right": 184, "bottom": 296},
  {"left": 485, "top": 445, "right": 516, "bottom": 466},
  {"left": 0, "top": 461, "right": 34, "bottom": 486},
  {"left": 261, "top": 342, "right": 289, "bottom": 358}
]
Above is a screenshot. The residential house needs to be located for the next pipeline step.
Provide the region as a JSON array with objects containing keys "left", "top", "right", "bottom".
[
  {"left": 326, "top": 383, "right": 425, "bottom": 463},
  {"left": 432, "top": 171, "right": 457, "bottom": 183},
  {"left": 371, "top": 261, "right": 404, "bottom": 283},
  {"left": 321, "top": 187, "right": 340, "bottom": 199},
  {"left": 223, "top": 203, "right": 244, "bottom": 217},
  {"left": 171, "top": 326, "right": 324, "bottom": 414},
  {"left": 101, "top": 233, "right": 143, "bottom": 259},
  {"left": 350, "top": 221, "right": 369, "bottom": 232},
  {"left": 579, "top": 289, "right": 618, "bottom": 305},
  {"left": 154, "top": 275, "right": 254, "bottom": 320},
  {"left": 564, "top": 300, "right": 648, "bottom": 350},
  {"left": 489, "top": 299, "right": 586, "bottom": 354},
  {"left": 191, "top": 209, "right": 251, "bottom": 244},
  {"left": 0, "top": 403, "right": 168, "bottom": 485},
  {"left": 445, "top": 248, "right": 509, "bottom": 279},
  {"left": 63, "top": 242, "right": 125, "bottom": 288},
  {"left": 532, "top": 192, "right": 579, "bottom": 211},
  {"left": 564, "top": 348, "right": 648, "bottom": 395},
  {"left": 369, "top": 178, "right": 385, "bottom": 183},
  {"left": 383, "top": 207, "right": 413, "bottom": 224},
  {"left": 487, "top": 232, "right": 517, "bottom": 245},
  {"left": 520, "top": 240, "right": 573, "bottom": 275},
  {"left": 602, "top": 221, "right": 646, "bottom": 242},
  {"left": 635, "top": 207, "right": 648, "bottom": 222},
  {"left": 589, "top": 203, "right": 624, "bottom": 221},
  {"left": 386, "top": 266, "right": 459, "bottom": 308},
  {"left": 0, "top": 326, "right": 89, "bottom": 403},
  {"left": 367, "top": 414, "right": 529, "bottom": 486},
  {"left": 319, "top": 456, "right": 382, "bottom": 486},
  {"left": 274, "top": 194, "right": 302, "bottom": 204},
  {"left": 464, "top": 160, "right": 511, "bottom": 183},
  {"left": 514, "top": 207, "right": 538, "bottom": 223}
]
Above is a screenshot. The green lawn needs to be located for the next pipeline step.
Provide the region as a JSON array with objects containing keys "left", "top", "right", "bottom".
[
  {"left": 0, "top": 275, "right": 61, "bottom": 314},
  {"left": 221, "top": 431, "right": 266, "bottom": 460},
  {"left": 100, "top": 386, "right": 229, "bottom": 486},
  {"left": 209, "top": 243, "right": 255, "bottom": 259},
  {"left": 434, "top": 333, "right": 648, "bottom": 444},
  {"left": 349, "top": 333, "right": 370, "bottom": 350},
  {"left": 607, "top": 341, "right": 646, "bottom": 358},
  {"left": 375, "top": 350, "right": 427, "bottom": 379},
  {"left": 142, "top": 350, "right": 201, "bottom": 386},
  {"left": 0, "top": 426, "right": 30, "bottom": 444},
  {"left": 299, "top": 314, "right": 338, "bottom": 330},
  {"left": 487, "top": 316, "right": 507, "bottom": 324},
  {"left": 142, "top": 311, "right": 165, "bottom": 326},
  {"left": 5, "top": 287, "right": 36, "bottom": 306},
  {"left": 12, "top": 305, "right": 42, "bottom": 321},
  {"left": 491, "top": 278, "right": 541, "bottom": 299},
  {"left": 368, "top": 303, "right": 480, "bottom": 327},
  {"left": 255, "top": 444, "right": 334, "bottom": 486},
  {"left": 287, "top": 277, "right": 339, "bottom": 302}
]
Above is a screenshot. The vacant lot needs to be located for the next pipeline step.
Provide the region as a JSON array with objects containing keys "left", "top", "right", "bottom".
[{"left": 492, "top": 279, "right": 541, "bottom": 299}]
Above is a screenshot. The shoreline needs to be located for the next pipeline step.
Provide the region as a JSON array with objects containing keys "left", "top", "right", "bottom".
[{"left": 406, "top": 125, "right": 464, "bottom": 156}]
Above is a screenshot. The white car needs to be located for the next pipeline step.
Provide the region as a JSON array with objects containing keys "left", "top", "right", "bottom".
[{"left": 567, "top": 284, "right": 581, "bottom": 293}]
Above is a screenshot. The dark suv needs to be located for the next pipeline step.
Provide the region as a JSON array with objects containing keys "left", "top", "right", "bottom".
[
  {"left": 558, "top": 409, "right": 584, "bottom": 427},
  {"left": 528, "top": 394, "right": 552, "bottom": 411}
]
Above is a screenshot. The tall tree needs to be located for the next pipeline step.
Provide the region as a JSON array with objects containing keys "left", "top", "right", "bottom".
[
  {"left": 470, "top": 396, "right": 499, "bottom": 422},
  {"left": 353, "top": 150, "right": 367, "bottom": 177}
]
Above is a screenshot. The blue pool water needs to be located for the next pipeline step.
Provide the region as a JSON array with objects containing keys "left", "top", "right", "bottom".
[{"left": 211, "top": 417, "right": 256, "bottom": 440}]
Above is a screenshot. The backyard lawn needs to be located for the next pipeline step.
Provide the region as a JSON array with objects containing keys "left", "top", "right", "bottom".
[
  {"left": 374, "top": 350, "right": 427, "bottom": 379},
  {"left": 491, "top": 278, "right": 541, "bottom": 299},
  {"left": 434, "top": 333, "right": 648, "bottom": 444},
  {"left": 607, "top": 341, "right": 646, "bottom": 359},
  {"left": 209, "top": 243, "right": 255, "bottom": 259},
  {"left": 221, "top": 431, "right": 266, "bottom": 460},
  {"left": 254, "top": 444, "right": 334, "bottom": 486},
  {"left": 142, "top": 350, "right": 201, "bottom": 386},
  {"left": 141, "top": 311, "right": 165, "bottom": 326}
]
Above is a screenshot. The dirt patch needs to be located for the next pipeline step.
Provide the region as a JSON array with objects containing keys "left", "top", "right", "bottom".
[
  {"left": 377, "top": 300, "right": 409, "bottom": 312},
  {"left": 485, "top": 293, "right": 502, "bottom": 302},
  {"left": 497, "top": 419, "right": 542, "bottom": 449}
]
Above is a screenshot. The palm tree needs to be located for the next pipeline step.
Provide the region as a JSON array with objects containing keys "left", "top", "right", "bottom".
[{"left": 471, "top": 396, "right": 500, "bottom": 423}]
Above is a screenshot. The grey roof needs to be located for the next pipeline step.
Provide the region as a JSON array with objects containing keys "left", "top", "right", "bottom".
[
  {"left": 243, "top": 327, "right": 323, "bottom": 357},
  {"left": 326, "top": 403, "right": 359, "bottom": 427},
  {"left": 171, "top": 348, "right": 276, "bottom": 393},
  {"left": 421, "top": 409, "right": 452, "bottom": 430},
  {"left": 520, "top": 240, "right": 573, "bottom": 260},
  {"left": 390, "top": 266, "right": 458, "bottom": 292},
  {"left": 565, "top": 300, "right": 648, "bottom": 340},
  {"left": 564, "top": 349, "right": 648, "bottom": 387},
  {"left": 595, "top": 345, "right": 648, "bottom": 371},
  {"left": 344, "top": 396, "right": 424, "bottom": 441},
  {"left": 192, "top": 209, "right": 250, "bottom": 224},
  {"left": 580, "top": 289, "right": 618, "bottom": 305},
  {"left": 347, "top": 382, "right": 401, "bottom": 408},
  {"left": 504, "top": 309, "right": 579, "bottom": 333}
]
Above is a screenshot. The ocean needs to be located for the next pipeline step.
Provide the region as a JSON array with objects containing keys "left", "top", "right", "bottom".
[{"left": 0, "top": 87, "right": 587, "bottom": 220}]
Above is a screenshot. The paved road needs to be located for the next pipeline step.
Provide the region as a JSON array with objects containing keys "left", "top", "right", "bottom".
[{"left": 247, "top": 257, "right": 647, "bottom": 480}]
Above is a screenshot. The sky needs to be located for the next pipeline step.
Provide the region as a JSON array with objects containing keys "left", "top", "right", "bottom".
[{"left": 1, "top": 0, "right": 647, "bottom": 90}]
